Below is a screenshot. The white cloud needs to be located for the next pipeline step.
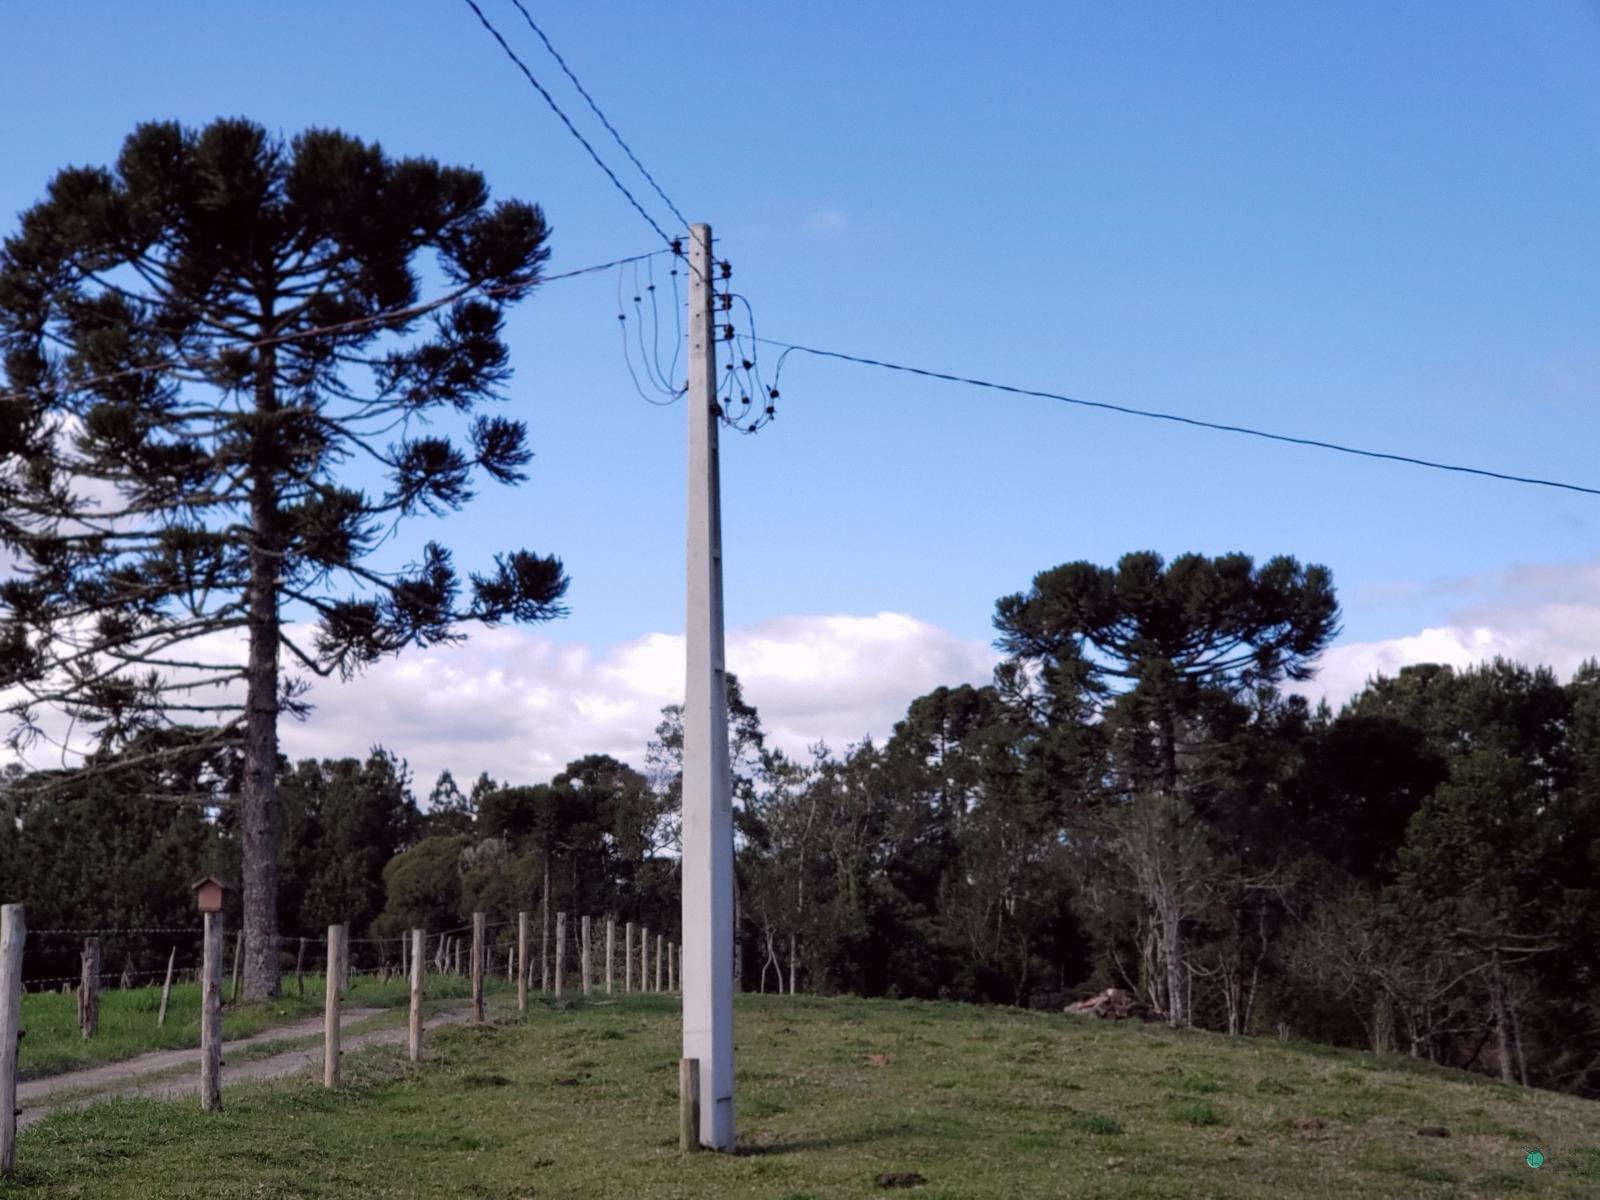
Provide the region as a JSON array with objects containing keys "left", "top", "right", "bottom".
[
  {"left": 802, "top": 207, "right": 848, "bottom": 235},
  {"left": 3, "top": 611, "right": 999, "bottom": 795},
  {"left": 1296, "top": 559, "right": 1600, "bottom": 709},
  {"left": 282, "top": 611, "right": 998, "bottom": 790},
  {"left": 21, "top": 556, "right": 1598, "bottom": 790}
]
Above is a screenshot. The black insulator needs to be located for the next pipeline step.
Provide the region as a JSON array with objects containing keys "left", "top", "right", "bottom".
[
  {"left": 632, "top": 295, "right": 641, "bottom": 303},
  {"left": 670, "top": 238, "right": 683, "bottom": 256},
  {"left": 719, "top": 261, "right": 732, "bottom": 278},
  {"left": 768, "top": 387, "right": 779, "bottom": 399},
  {"left": 741, "top": 359, "right": 753, "bottom": 370},
  {"left": 765, "top": 405, "right": 775, "bottom": 415}
]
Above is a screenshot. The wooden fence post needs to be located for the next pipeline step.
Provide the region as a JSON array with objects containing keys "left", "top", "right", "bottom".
[
  {"left": 640, "top": 927, "right": 649, "bottom": 993},
  {"left": 655, "top": 934, "right": 664, "bottom": 992},
  {"left": 625, "top": 922, "right": 634, "bottom": 993},
  {"left": 679, "top": 1057, "right": 700, "bottom": 1151},
  {"left": 324, "top": 923, "right": 345, "bottom": 1088},
  {"left": 296, "top": 937, "right": 306, "bottom": 996},
  {"left": 581, "top": 916, "right": 592, "bottom": 996},
  {"left": 505, "top": 945, "right": 513, "bottom": 983},
  {"left": 606, "top": 917, "right": 615, "bottom": 995},
  {"left": 1, "top": 904, "right": 26, "bottom": 1175},
  {"left": 200, "top": 911, "right": 222, "bottom": 1111},
  {"left": 471, "top": 913, "right": 485, "bottom": 1024},
  {"left": 517, "top": 911, "right": 529, "bottom": 1013},
  {"left": 78, "top": 937, "right": 100, "bottom": 1038},
  {"left": 453, "top": 936, "right": 462, "bottom": 977},
  {"left": 553, "top": 912, "right": 566, "bottom": 1001},
  {"left": 156, "top": 946, "right": 176, "bottom": 1027},
  {"left": 669, "top": 942, "right": 676, "bottom": 994},
  {"left": 409, "top": 928, "right": 424, "bottom": 1062},
  {"left": 229, "top": 930, "right": 243, "bottom": 1004}
]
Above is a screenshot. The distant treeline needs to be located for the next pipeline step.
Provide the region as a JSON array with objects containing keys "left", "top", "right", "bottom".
[{"left": 4, "top": 551, "right": 1597, "bottom": 1097}]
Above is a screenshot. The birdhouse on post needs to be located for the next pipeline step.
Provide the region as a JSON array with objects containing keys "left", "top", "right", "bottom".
[{"left": 191, "top": 876, "right": 227, "bottom": 914}]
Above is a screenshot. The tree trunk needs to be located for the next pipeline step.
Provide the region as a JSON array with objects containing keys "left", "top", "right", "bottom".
[
  {"left": 1490, "top": 954, "right": 1514, "bottom": 1084},
  {"left": 242, "top": 340, "right": 282, "bottom": 1001},
  {"left": 1509, "top": 990, "right": 1529, "bottom": 1087},
  {"left": 1160, "top": 904, "right": 1186, "bottom": 1028},
  {"left": 1372, "top": 997, "right": 1394, "bottom": 1055},
  {"left": 540, "top": 849, "right": 551, "bottom": 992}
]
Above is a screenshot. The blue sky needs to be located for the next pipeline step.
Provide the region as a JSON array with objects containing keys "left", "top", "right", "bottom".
[{"left": 3, "top": 2, "right": 1599, "bottom": 784}]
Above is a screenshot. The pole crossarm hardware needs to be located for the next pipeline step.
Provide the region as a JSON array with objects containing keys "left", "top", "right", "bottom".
[{"left": 681, "top": 222, "right": 736, "bottom": 1151}]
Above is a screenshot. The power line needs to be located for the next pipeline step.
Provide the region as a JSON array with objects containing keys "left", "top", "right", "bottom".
[
  {"left": 755, "top": 337, "right": 1600, "bottom": 499},
  {"left": 0, "top": 249, "right": 667, "bottom": 408},
  {"left": 459, "top": 0, "right": 677, "bottom": 245},
  {"left": 504, "top": 0, "right": 690, "bottom": 232}
]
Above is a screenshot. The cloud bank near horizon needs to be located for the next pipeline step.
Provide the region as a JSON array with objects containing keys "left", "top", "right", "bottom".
[
  {"left": 1296, "top": 560, "right": 1600, "bottom": 707},
  {"left": 275, "top": 611, "right": 1001, "bottom": 791},
  {"left": 7, "top": 559, "right": 1598, "bottom": 795}
]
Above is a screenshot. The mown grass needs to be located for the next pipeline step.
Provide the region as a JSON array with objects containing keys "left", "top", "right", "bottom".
[
  {"left": 5, "top": 992, "right": 1598, "bottom": 1198},
  {"left": 18, "top": 972, "right": 495, "bottom": 1080}
]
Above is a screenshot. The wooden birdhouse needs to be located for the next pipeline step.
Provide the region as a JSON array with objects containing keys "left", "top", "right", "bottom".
[{"left": 191, "top": 875, "right": 228, "bottom": 914}]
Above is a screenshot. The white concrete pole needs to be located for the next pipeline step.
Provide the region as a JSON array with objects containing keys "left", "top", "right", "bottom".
[
  {"left": 0, "top": 904, "right": 25, "bottom": 1173},
  {"left": 682, "top": 221, "right": 735, "bottom": 1151}
]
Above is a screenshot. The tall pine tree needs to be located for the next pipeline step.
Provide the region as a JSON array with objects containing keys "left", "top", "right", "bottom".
[{"left": 0, "top": 119, "right": 569, "bottom": 997}]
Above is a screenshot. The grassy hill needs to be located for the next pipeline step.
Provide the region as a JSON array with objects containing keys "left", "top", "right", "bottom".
[{"left": 10, "top": 992, "right": 1598, "bottom": 1198}]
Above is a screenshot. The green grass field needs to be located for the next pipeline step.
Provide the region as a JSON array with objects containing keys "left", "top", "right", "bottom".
[
  {"left": 7, "top": 992, "right": 1598, "bottom": 1198},
  {"left": 17, "top": 973, "right": 487, "bottom": 1080}
]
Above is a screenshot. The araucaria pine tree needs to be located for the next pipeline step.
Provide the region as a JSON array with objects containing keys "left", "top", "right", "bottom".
[{"left": 0, "top": 119, "right": 570, "bottom": 998}]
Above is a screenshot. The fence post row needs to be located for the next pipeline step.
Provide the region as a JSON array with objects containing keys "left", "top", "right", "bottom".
[
  {"left": 324, "top": 923, "right": 345, "bottom": 1089},
  {"left": 229, "top": 929, "right": 243, "bottom": 1004},
  {"left": 1, "top": 904, "right": 26, "bottom": 1176},
  {"left": 78, "top": 937, "right": 100, "bottom": 1039},
  {"left": 581, "top": 915, "right": 592, "bottom": 996},
  {"left": 409, "top": 927, "right": 424, "bottom": 1062},
  {"left": 679, "top": 1057, "right": 700, "bottom": 1152},
  {"left": 200, "top": 911, "right": 223, "bottom": 1112},
  {"left": 554, "top": 912, "right": 566, "bottom": 1001},
  {"left": 157, "top": 946, "right": 177, "bottom": 1027},
  {"left": 471, "top": 913, "right": 485, "bottom": 1024},
  {"left": 517, "top": 911, "right": 529, "bottom": 1013}
]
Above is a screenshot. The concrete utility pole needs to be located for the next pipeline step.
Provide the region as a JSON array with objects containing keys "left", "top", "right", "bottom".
[{"left": 681, "top": 221, "right": 735, "bottom": 1151}]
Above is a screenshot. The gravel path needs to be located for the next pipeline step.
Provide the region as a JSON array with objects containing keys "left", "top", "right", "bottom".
[{"left": 18, "top": 1006, "right": 472, "bottom": 1128}]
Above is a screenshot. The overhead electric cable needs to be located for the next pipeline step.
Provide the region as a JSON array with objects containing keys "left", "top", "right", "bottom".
[
  {"left": 504, "top": 0, "right": 690, "bottom": 232},
  {"left": 0, "top": 249, "right": 667, "bottom": 408},
  {"left": 755, "top": 337, "right": 1600, "bottom": 498},
  {"left": 458, "top": 0, "right": 676, "bottom": 245}
]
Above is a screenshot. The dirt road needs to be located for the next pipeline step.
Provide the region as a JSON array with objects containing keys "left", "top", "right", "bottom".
[{"left": 19, "top": 1006, "right": 471, "bottom": 1128}]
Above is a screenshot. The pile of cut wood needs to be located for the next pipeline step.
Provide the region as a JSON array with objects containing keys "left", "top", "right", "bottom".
[{"left": 1063, "top": 987, "right": 1155, "bottom": 1021}]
